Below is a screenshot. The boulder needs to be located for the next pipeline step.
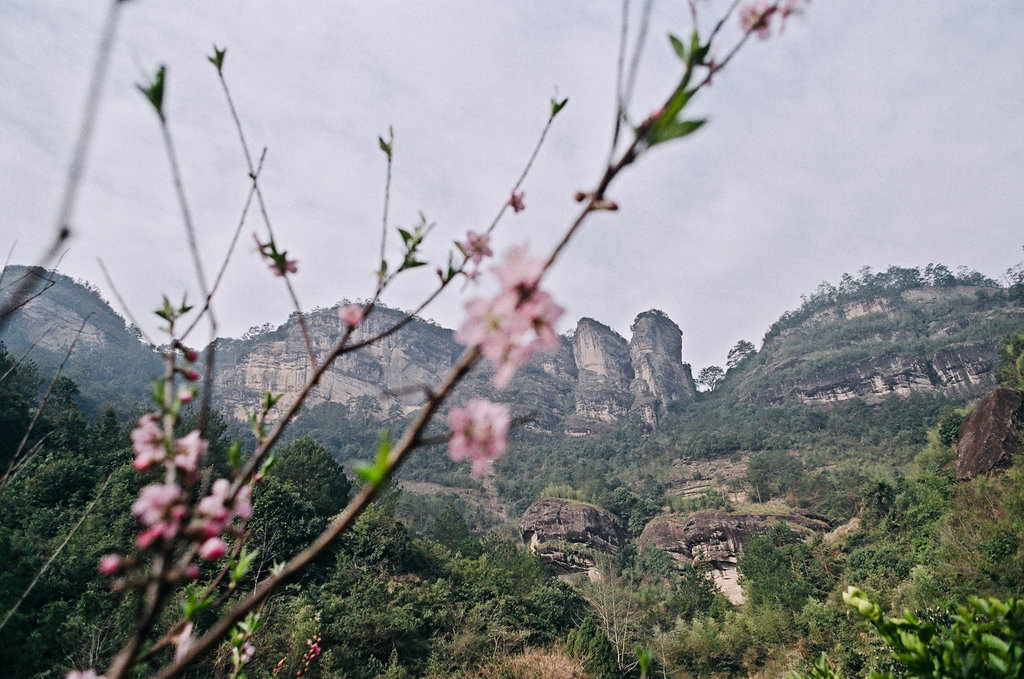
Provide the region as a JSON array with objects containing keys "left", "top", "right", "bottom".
[
  {"left": 638, "top": 510, "right": 830, "bottom": 604},
  {"left": 956, "top": 387, "right": 1024, "bottom": 481},
  {"left": 519, "top": 498, "right": 625, "bottom": 576}
]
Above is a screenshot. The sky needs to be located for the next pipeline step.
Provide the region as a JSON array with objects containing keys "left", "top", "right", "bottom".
[{"left": 1, "top": 2, "right": 1022, "bottom": 372}]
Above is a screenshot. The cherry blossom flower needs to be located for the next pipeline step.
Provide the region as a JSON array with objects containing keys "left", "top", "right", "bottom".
[
  {"left": 337, "top": 303, "right": 364, "bottom": 327},
  {"left": 174, "top": 430, "right": 208, "bottom": 475},
  {"left": 98, "top": 554, "right": 122, "bottom": 575},
  {"left": 131, "top": 414, "right": 165, "bottom": 470},
  {"left": 198, "top": 536, "right": 229, "bottom": 560},
  {"left": 463, "top": 231, "right": 493, "bottom": 265},
  {"left": 66, "top": 671, "right": 105, "bottom": 679},
  {"left": 492, "top": 245, "right": 544, "bottom": 298},
  {"left": 448, "top": 399, "right": 511, "bottom": 476},
  {"left": 455, "top": 245, "right": 564, "bottom": 388},
  {"left": 508, "top": 190, "right": 525, "bottom": 213},
  {"left": 132, "top": 483, "right": 185, "bottom": 548}
]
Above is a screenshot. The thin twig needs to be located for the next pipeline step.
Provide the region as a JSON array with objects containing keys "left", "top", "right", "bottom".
[
  {"left": 0, "top": 0, "right": 123, "bottom": 331},
  {"left": 98, "top": 259, "right": 155, "bottom": 347}
]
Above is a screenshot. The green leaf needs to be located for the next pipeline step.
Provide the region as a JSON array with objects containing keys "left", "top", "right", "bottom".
[
  {"left": 669, "top": 33, "right": 687, "bottom": 61},
  {"left": 355, "top": 431, "right": 392, "bottom": 486},
  {"left": 646, "top": 118, "right": 707, "bottom": 146},
  {"left": 208, "top": 45, "right": 227, "bottom": 74},
  {"left": 137, "top": 65, "right": 167, "bottom": 117},
  {"left": 398, "top": 228, "right": 413, "bottom": 245},
  {"left": 180, "top": 588, "right": 213, "bottom": 620},
  {"left": 550, "top": 96, "right": 569, "bottom": 119},
  {"left": 378, "top": 126, "right": 394, "bottom": 160},
  {"left": 230, "top": 547, "right": 259, "bottom": 587},
  {"left": 227, "top": 441, "right": 242, "bottom": 470}
]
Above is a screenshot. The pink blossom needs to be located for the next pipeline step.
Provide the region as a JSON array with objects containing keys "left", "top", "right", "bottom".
[
  {"left": 183, "top": 368, "right": 201, "bottom": 382},
  {"left": 174, "top": 430, "right": 208, "bottom": 475},
  {"left": 234, "top": 483, "right": 254, "bottom": 520},
  {"left": 132, "top": 483, "right": 184, "bottom": 547},
  {"left": 98, "top": 554, "right": 122, "bottom": 575},
  {"left": 508, "top": 190, "right": 525, "bottom": 213},
  {"left": 520, "top": 290, "right": 564, "bottom": 352},
  {"left": 177, "top": 386, "right": 195, "bottom": 404},
  {"left": 738, "top": 1, "right": 774, "bottom": 39},
  {"left": 448, "top": 399, "right": 511, "bottom": 476},
  {"left": 183, "top": 347, "right": 199, "bottom": 363},
  {"left": 196, "top": 478, "right": 232, "bottom": 536},
  {"left": 492, "top": 245, "right": 544, "bottom": 298},
  {"left": 66, "top": 672, "right": 105, "bottom": 679},
  {"left": 455, "top": 246, "right": 563, "bottom": 388},
  {"left": 133, "top": 483, "right": 182, "bottom": 526},
  {"left": 131, "top": 414, "right": 165, "bottom": 471},
  {"left": 198, "top": 536, "right": 229, "bottom": 560},
  {"left": 463, "top": 231, "right": 493, "bottom": 265},
  {"left": 239, "top": 641, "right": 255, "bottom": 664},
  {"left": 337, "top": 303, "right": 364, "bottom": 327}
]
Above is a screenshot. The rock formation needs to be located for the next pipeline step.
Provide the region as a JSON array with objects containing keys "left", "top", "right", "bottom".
[
  {"left": 628, "top": 311, "right": 697, "bottom": 424},
  {"left": 519, "top": 498, "right": 625, "bottom": 577},
  {"left": 570, "top": 318, "right": 633, "bottom": 424},
  {"left": 638, "top": 510, "right": 830, "bottom": 604},
  {"left": 956, "top": 387, "right": 1024, "bottom": 481}
]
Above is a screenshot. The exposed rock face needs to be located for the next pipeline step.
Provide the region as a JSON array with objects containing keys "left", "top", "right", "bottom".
[
  {"left": 519, "top": 498, "right": 625, "bottom": 576},
  {"left": 740, "top": 286, "right": 1022, "bottom": 406},
  {"left": 571, "top": 319, "right": 633, "bottom": 424},
  {"left": 956, "top": 387, "right": 1024, "bottom": 481},
  {"left": 213, "top": 306, "right": 460, "bottom": 422},
  {"left": 628, "top": 311, "right": 697, "bottom": 424},
  {"left": 638, "top": 510, "right": 830, "bottom": 604}
]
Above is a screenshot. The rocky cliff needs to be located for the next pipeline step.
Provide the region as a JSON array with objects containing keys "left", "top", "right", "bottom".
[
  {"left": 736, "top": 286, "right": 1024, "bottom": 406},
  {"left": 519, "top": 498, "right": 625, "bottom": 577},
  {"left": 638, "top": 510, "right": 831, "bottom": 603},
  {"left": 956, "top": 387, "right": 1024, "bottom": 481},
  {"left": 629, "top": 311, "right": 698, "bottom": 424}
]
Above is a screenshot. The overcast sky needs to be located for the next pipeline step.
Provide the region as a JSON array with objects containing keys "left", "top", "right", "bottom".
[{"left": 2, "top": 2, "right": 1022, "bottom": 371}]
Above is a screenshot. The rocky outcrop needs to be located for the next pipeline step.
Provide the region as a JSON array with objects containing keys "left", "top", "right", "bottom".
[
  {"left": 519, "top": 498, "right": 625, "bottom": 576},
  {"left": 956, "top": 387, "right": 1024, "bottom": 481},
  {"left": 213, "top": 306, "right": 461, "bottom": 421},
  {"left": 741, "top": 285, "right": 1023, "bottom": 407},
  {"left": 571, "top": 319, "right": 633, "bottom": 424},
  {"left": 638, "top": 510, "right": 831, "bottom": 604},
  {"left": 628, "top": 311, "right": 697, "bottom": 424}
]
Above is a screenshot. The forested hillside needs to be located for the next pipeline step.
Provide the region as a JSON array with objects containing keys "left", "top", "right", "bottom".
[{"left": 1, "top": 261, "right": 1023, "bottom": 677}]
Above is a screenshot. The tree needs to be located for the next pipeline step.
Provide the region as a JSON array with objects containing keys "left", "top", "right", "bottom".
[
  {"left": 696, "top": 365, "right": 725, "bottom": 392},
  {"left": 726, "top": 340, "right": 756, "bottom": 371}
]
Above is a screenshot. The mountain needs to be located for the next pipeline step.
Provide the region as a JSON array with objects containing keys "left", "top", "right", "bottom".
[
  {"left": 3, "top": 264, "right": 1021, "bottom": 432},
  {"left": 0, "top": 266, "right": 161, "bottom": 415}
]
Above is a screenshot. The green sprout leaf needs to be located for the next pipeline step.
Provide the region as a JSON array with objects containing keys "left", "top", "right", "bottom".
[
  {"left": 669, "top": 33, "right": 687, "bottom": 61},
  {"left": 230, "top": 547, "right": 259, "bottom": 587},
  {"left": 550, "top": 96, "right": 569, "bottom": 119},
  {"left": 378, "top": 125, "right": 394, "bottom": 160},
  {"left": 208, "top": 45, "right": 227, "bottom": 74},
  {"left": 354, "top": 431, "right": 392, "bottom": 486},
  {"left": 180, "top": 587, "right": 213, "bottom": 620},
  {"left": 137, "top": 65, "right": 167, "bottom": 118},
  {"left": 646, "top": 118, "right": 707, "bottom": 146},
  {"left": 227, "top": 441, "right": 242, "bottom": 471}
]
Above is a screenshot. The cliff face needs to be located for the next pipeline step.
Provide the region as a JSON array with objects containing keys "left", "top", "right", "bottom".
[
  {"left": 638, "top": 510, "right": 831, "bottom": 604},
  {"left": 214, "top": 306, "right": 701, "bottom": 431},
  {"left": 519, "top": 498, "right": 625, "bottom": 577},
  {"left": 629, "top": 311, "right": 697, "bottom": 424},
  {"left": 213, "top": 306, "right": 461, "bottom": 422},
  {"left": 571, "top": 318, "right": 633, "bottom": 423},
  {"left": 737, "top": 286, "right": 1024, "bottom": 406},
  {"left": 956, "top": 387, "right": 1024, "bottom": 481}
]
